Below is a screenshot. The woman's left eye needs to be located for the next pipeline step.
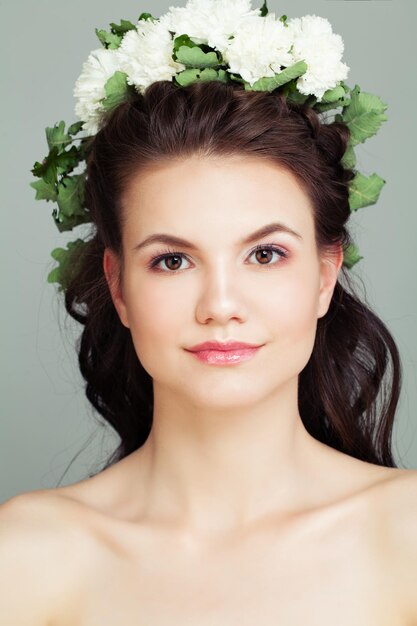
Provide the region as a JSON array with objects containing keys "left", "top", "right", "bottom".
[
  {"left": 147, "top": 244, "right": 288, "bottom": 273},
  {"left": 247, "top": 244, "right": 288, "bottom": 266}
]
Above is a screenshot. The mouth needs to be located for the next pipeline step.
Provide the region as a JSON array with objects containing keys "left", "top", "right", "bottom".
[
  {"left": 186, "top": 340, "right": 263, "bottom": 352},
  {"left": 185, "top": 345, "right": 263, "bottom": 366}
]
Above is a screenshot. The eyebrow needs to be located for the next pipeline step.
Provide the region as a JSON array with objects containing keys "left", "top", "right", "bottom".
[{"left": 132, "top": 221, "right": 303, "bottom": 254}]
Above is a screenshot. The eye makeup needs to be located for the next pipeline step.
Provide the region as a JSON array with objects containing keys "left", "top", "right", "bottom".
[{"left": 145, "top": 243, "right": 289, "bottom": 273}]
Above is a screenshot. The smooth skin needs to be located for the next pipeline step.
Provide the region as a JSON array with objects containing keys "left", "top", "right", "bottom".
[
  {"left": 1, "top": 156, "right": 416, "bottom": 625},
  {"left": 105, "top": 154, "right": 346, "bottom": 533}
]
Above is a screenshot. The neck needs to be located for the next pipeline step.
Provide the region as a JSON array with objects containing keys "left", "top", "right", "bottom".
[{"left": 128, "top": 377, "right": 335, "bottom": 537}]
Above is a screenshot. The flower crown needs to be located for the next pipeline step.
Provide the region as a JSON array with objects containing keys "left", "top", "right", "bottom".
[{"left": 30, "top": 0, "right": 388, "bottom": 291}]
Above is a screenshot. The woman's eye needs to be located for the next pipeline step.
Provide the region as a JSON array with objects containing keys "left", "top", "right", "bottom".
[
  {"left": 147, "top": 244, "right": 288, "bottom": 273},
  {"left": 149, "top": 253, "right": 191, "bottom": 272},
  {"left": 248, "top": 245, "right": 288, "bottom": 266}
]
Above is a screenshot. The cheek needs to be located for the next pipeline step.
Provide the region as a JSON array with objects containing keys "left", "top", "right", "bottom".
[
  {"left": 261, "top": 268, "right": 320, "bottom": 366},
  {"left": 262, "top": 264, "right": 319, "bottom": 323},
  {"left": 123, "top": 276, "right": 189, "bottom": 373}
]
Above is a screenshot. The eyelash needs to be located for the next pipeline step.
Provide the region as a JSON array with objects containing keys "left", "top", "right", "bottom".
[{"left": 146, "top": 243, "right": 289, "bottom": 273}]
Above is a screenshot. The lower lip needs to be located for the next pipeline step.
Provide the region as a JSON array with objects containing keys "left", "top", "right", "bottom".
[{"left": 186, "top": 347, "right": 262, "bottom": 365}]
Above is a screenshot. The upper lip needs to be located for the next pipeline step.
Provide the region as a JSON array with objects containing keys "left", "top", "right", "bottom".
[{"left": 186, "top": 341, "right": 263, "bottom": 352}]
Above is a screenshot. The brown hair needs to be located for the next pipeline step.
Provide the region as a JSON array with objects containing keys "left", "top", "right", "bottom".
[{"left": 60, "top": 80, "right": 402, "bottom": 481}]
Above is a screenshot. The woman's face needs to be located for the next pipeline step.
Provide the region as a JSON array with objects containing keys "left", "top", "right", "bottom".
[{"left": 104, "top": 156, "right": 342, "bottom": 409}]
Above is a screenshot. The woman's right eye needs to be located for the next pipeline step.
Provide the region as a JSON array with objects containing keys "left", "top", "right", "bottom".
[{"left": 147, "top": 251, "right": 191, "bottom": 273}]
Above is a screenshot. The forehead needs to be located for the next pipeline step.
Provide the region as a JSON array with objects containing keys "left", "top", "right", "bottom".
[{"left": 121, "top": 155, "right": 314, "bottom": 240}]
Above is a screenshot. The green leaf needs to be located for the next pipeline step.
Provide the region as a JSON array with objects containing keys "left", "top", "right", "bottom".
[
  {"left": 31, "top": 143, "right": 82, "bottom": 188},
  {"left": 68, "top": 121, "right": 84, "bottom": 136},
  {"left": 53, "top": 174, "right": 89, "bottom": 232},
  {"left": 215, "top": 69, "right": 229, "bottom": 83},
  {"left": 30, "top": 179, "right": 58, "bottom": 202},
  {"left": 341, "top": 84, "right": 388, "bottom": 147},
  {"left": 343, "top": 242, "right": 363, "bottom": 269},
  {"left": 46, "top": 121, "right": 72, "bottom": 152},
  {"left": 313, "top": 85, "right": 350, "bottom": 111},
  {"left": 175, "top": 45, "right": 219, "bottom": 68},
  {"left": 109, "top": 19, "right": 137, "bottom": 36},
  {"left": 175, "top": 68, "right": 201, "bottom": 86},
  {"left": 95, "top": 28, "right": 122, "bottom": 49},
  {"left": 100, "top": 71, "right": 131, "bottom": 112},
  {"left": 32, "top": 120, "right": 84, "bottom": 184},
  {"left": 31, "top": 147, "right": 59, "bottom": 185},
  {"left": 341, "top": 144, "right": 356, "bottom": 169},
  {"left": 260, "top": 1, "right": 269, "bottom": 17},
  {"left": 228, "top": 72, "right": 246, "bottom": 85},
  {"left": 175, "top": 67, "right": 225, "bottom": 86},
  {"left": 349, "top": 172, "right": 386, "bottom": 211},
  {"left": 52, "top": 210, "right": 91, "bottom": 233},
  {"left": 282, "top": 81, "right": 310, "bottom": 105},
  {"left": 138, "top": 13, "right": 156, "bottom": 22},
  {"left": 245, "top": 60, "right": 307, "bottom": 92},
  {"left": 321, "top": 85, "right": 346, "bottom": 103},
  {"left": 279, "top": 14, "right": 288, "bottom": 26},
  {"left": 173, "top": 34, "right": 198, "bottom": 55},
  {"left": 313, "top": 97, "right": 351, "bottom": 114},
  {"left": 55, "top": 145, "right": 83, "bottom": 176},
  {"left": 198, "top": 68, "right": 219, "bottom": 81},
  {"left": 48, "top": 238, "right": 88, "bottom": 291},
  {"left": 57, "top": 175, "right": 85, "bottom": 217}
]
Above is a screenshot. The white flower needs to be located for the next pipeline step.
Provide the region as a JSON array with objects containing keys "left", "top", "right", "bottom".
[
  {"left": 73, "top": 47, "right": 122, "bottom": 134},
  {"left": 223, "top": 13, "right": 293, "bottom": 85},
  {"left": 116, "top": 17, "right": 185, "bottom": 94},
  {"left": 72, "top": 7, "right": 351, "bottom": 137},
  {"left": 163, "top": 0, "right": 261, "bottom": 52},
  {"left": 286, "top": 15, "right": 349, "bottom": 100}
]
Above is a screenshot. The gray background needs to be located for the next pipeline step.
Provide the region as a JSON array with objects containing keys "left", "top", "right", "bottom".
[{"left": 1, "top": 0, "right": 416, "bottom": 503}]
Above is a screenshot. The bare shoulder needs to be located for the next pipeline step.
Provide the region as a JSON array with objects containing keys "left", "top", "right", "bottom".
[
  {"left": 0, "top": 490, "right": 94, "bottom": 625},
  {"left": 377, "top": 467, "right": 417, "bottom": 536},
  {"left": 367, "top": 467, "right": 417, "bottom": 548},
  {"left": 383, "top": 467, "right": 417, "bottom": 546},
  {"left": 0, "top": 488, "right": 95, "bottom": 544},
  {"left": 374, "top": 468, "right": 417, "bottom": 623}
]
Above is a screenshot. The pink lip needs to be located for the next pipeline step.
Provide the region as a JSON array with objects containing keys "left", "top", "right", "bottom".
[
  {"left": 185, "top": 341, "right": 263, "bottom": 366},
  {"left": 187, "top": 341, "right": 263, "bottom": 352}
]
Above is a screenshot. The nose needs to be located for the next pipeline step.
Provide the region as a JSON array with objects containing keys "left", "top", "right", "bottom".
[{"left": 195, "top": 262, "right": 248, "bottom": 326}]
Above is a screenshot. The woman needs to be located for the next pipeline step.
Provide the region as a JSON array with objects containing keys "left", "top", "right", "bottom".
[{"left": 2, "top": 2, "right": 417, "bottom": 624}]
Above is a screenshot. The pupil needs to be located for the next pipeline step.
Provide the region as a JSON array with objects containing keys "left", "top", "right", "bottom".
[
  {"left": 257, "top": 249, "right": 271, "bottom": 263},
  {"left": 167, "top": 255, "right": 181, "bottom": 269}
]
